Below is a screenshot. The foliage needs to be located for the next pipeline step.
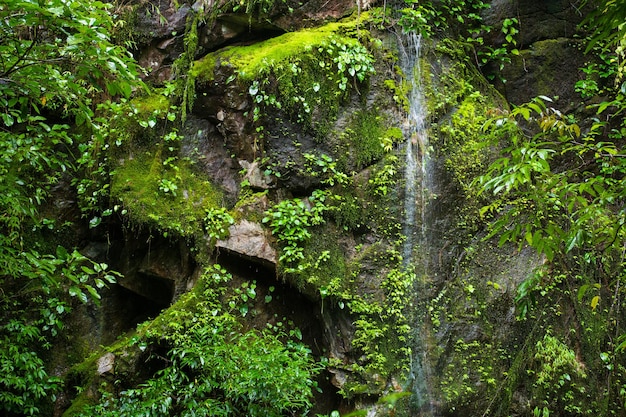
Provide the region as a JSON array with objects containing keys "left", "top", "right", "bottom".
[
  {"left": 262, "top": 189, "right": 331, "bottom": 266},
  {"left": 204, "top": 207, "right": 235, "bottom": 243},
  {"left": 476, "top": 91, "right": 626, "bottom": 413},
  {"left": 0, "top": 1, "right": 143, "bottom": 414},
  {"left": 0, "top": 0, "right": 142, "bottom": 126},
  {"left": 0, "top": 320, "right": 63, "bottom": 416},
  {"left": 530, "top": 334, "right": 590, "bottom": 415},
  {"left": 574, "top": 48, "right": 617, "bottom": 99},
  {"left": 344, "top": 263, "right": 415, "bottom": 395},
  {"left": 322, "top": 36, "right": 376, "bottom": 92},
  {"left": 583, "top": 0, "right": 626, "bottom": 55},
  {"left": 581, "top": 1, "right": 626, "bottom": 90},
  {"left": 262, "top": 152, "right": 354, "bottom": 267},
  {"left": 475, "top": 17, "right": 520, "bottom": 82},
  {"left": 399, "top": 0, "right": 521, "bottom": 83},
  {"left": 77, "top": 264, "right": 322, "bottom": 417},
  {"left": 302, "top": 152, "right": 350, "bottom": 187},
  {"left": 398, "top": 0, "right": 489, "bottom": 38},
  {"left": 368, "top": 154, "right": 400, "bottom": 197}
]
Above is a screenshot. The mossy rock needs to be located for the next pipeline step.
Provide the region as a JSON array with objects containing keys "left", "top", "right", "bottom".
[
  {"left": 191, "top": 18, "right": 362, "bottom": 82},
  {"left": 111, "top": 150, "right": 224, "bottom": 237},
  {"left": 497, "top": 38, "right": 586, "bottom": 106}
]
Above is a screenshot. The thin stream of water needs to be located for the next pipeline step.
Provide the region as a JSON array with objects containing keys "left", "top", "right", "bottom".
[
  {"left": 398, "top": 31, "right": 437, "bottom": 416},
  {"left": 401, "top": 32, "right": 431, "bottom": 266}
]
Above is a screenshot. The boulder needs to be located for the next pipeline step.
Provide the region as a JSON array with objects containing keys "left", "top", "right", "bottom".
[{"left": 216, "top": 220, "right": 277, "bottom": 267}]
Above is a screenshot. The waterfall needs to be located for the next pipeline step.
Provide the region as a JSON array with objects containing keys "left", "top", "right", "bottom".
[
  {"left": 398, "top": 31, "right": 437, "bottom": 416},
  {"left": 401, "top": 32, "right": 432, "bottom": 265}
]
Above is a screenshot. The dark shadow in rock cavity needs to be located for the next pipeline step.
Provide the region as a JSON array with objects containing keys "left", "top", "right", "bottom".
[
  {"left": 103, "top": 285, "right": 166, "bottom": 337},
  {"left": 197, "top": 14, "right": 286, "bottom": 55}
]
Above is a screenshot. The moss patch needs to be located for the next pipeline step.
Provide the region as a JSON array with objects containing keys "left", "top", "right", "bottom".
[
  {"left": 192, "top": 20, "right": 357, "bottom": 82},
  {"left": 111, "top": 151, "right": 223, "bottom": 236},
  {"left": 339, "top": 108, "right": 386, "bottom": 170},
  {"left": 191, "top": 15, "right": 376, "bottom": 135}
]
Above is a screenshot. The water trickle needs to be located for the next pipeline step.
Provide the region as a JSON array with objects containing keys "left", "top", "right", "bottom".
[
  {"left": 400, "top": 32, "right": 432, "bottom": 266},
  {"left": 398, "top": 31, "right": 437, "bottom": 416}
]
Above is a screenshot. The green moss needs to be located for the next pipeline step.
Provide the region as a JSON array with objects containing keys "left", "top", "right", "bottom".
[
  {"left": 232, "top": 188, "right": 269, "bottom": 224},
  {"left": 340, "top": 108, "right": 386, "bottom": 170},
  {"left": 111, "top": 151, "right": 223, "bottom": 236},
  {"left": 191, "top": 16, "right": 376, "bottom": 135},
  {"left": 299, "top": 226, "right": 349, "bottom": 294},
  {"left": 61, "top": 395, "right": 96, "bottom": 417},
  {"left": 437, "top": 91, "right": 495, "bottom": 191},
  {"left": 384, "top": 78, "right": 410, "bottom": 111},
  {"left": 197, "top": 28, "right": 331, "bottom": 81},
  {"left": 192, "top": 23, "right": 344, "bottom": 82},
  {"left": 133, "top": 94, "right": 171, "bottom": 115},
  {"left": 105, "top": 93, "right": 174, "bottom": 154},
  {"left": 332, "top": 191, "right": 365, "bottom": 231}
]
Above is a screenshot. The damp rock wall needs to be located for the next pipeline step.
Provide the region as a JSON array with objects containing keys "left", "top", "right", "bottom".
[{"left": 51, "top": 1, "right": 606, "bottom": 416}]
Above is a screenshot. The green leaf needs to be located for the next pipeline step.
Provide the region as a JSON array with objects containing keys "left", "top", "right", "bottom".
[
  {"left": 81, "top": 266, "right": 95, "bottom": 275},
  {"left": 85, "top": 285, "right": 101, "bottom": 302}
]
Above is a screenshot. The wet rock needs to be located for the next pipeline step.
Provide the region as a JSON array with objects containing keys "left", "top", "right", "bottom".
[
  {"left": 497, "top": 37, "right": 586, "bottom": 106},
  {"left": 275, "top": 0, "right": 361, "bottom": 30},
  {"left": 193, "top": 64, "right": 260, "bottom": 161},
  {"left": 482, "top": 0, "right": 587, "bottom": 47},
  {"left": 136, "top": 1, "right": 191, "bottom": 41},
  {"left": 197, "top": 14, "right": 285, "bottom": 56},
  {"left": 181, "top": 115, "right": 240, "bottom": 200},
  {"left": 116, "top": 235, "right": 195, "bottom": 305}
]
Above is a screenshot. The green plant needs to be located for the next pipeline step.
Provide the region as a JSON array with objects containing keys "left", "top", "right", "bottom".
[
  {"left": 476, "top": 17, "right": 519, "bottom": 82},
  {"left": 77, "top": 265, "right": 322, "bottom": 417},
  {"left": 321, "top": 37, "right": 376, "bottom": 92},
  {"left": 228, "top": 280, "right": 257, "bottom": 317},
  {"left": 262, "top": 189, "right": 331, "bottom": 265},
  {"left": 0, "top": 1, "right": 141, "bottom": 413},
  {"left": 477, "top": 92, "right": 626, "bottom": 413},
  {"left": 399, "top": 0, "right": 489, "bottom": 38},
  {"left": 303, "top": 153, "right": 349, "bottom": 186},
  {"left": 575, "top": 50, "right": 617, "bottom": 99},
  {"left": 369, "top": 155, "right": 399, "bottom": 197},
  {"left": 531, "top": 334, "right": 589, "bottom": 414},
  {"left": 158, "top": 177, "right": 179, "bottom": 196},
  {"left": 204, "top": 207, "right": 235, "bottom": 243}
]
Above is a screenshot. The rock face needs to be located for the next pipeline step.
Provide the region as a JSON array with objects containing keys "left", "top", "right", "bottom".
[
  {"left": 499, "top": 37, "right": 586, "bottom": 107},
  {"left": 181, "top": 115, "right": 240, "bottom": 199},
  {"left": 114, "top": 233, "right": 195, "bottom": 305},
  {"left": 482, "top": 0, "right": 585, "bottom": 47},
  {"left": 97, "top": 353, "right": 115, "bottom": 375},
  {"left": 273, "top": 0, "right": 361, "bottom": 29},
  {"left": 216, "top": 220, "right": 277, "bottom": 267},
  {"left": 481, "top": 0, "right": 589, "bottom": 106},
  {"left": 57, "top": 1, "right": 609, "bottom": 417}
]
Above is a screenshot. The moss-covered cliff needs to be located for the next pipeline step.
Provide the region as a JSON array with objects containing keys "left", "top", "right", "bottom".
[{"left": 29, "top": 1, "right": 625, "bottom": 417}]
